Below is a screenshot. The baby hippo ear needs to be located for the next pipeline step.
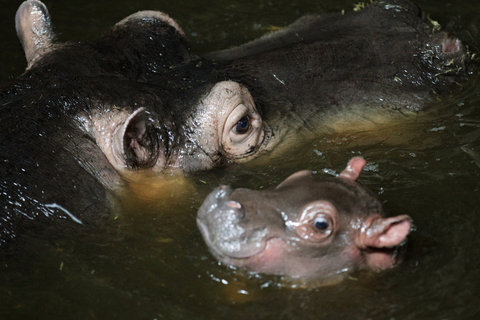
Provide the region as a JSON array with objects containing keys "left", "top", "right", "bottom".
[
  {"left": 275, "top": 170, "right": 313, "bottom": 190},
  {"left": 112, "top": 108, "right": 160, "bottom": 169},
  {"left": 339, "top": 157, "right": 366, "bottom": 181},
  {"left": 15, "top": 0, "right": 55, "bottom": 67}
]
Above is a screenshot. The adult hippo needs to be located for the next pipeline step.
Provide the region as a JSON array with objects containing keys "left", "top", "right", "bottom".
[
  {"left": 197, "top": 157, "right": 412, "bottom": 285},
  {"left": 0, "top": 0, "right": 472, "bottom": 248}
]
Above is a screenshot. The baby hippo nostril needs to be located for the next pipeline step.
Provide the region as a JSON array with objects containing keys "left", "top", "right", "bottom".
[
  {"left": 226, "top": 200, "right": 242, "bottom": 209},
  {"left": 441, "top": 37, "right": 460, "bottom": 53},
  {"left": 224, "top": 200, "right": 245, "bottom": 220}
]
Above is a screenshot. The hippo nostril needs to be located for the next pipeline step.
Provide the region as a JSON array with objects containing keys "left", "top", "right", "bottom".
[
  {"left": 226, "top": 200, "right": 242, "bottom": 209},
  {"left": 224, "top": 200, "right": 245, "bottom": 220},
  {"left": 441, "top": 37, "right": 460, "bottom": 53}
]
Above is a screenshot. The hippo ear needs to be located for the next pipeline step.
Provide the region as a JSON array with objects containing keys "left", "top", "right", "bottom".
[
  {"left": 275, "top": 170, "right": 313, "bottom": 190},
  {"left": 357, "top": 215, "right": 412, "bottom": 249},
  {"left": 112, "top": 108, "right": 160, "bottom": 169},
  {"left": 15, "top": 0, "right": 55, "bottom": 67},
  {"left": 339, "top": 157, "right": 366, "bottom": 181},
  {"left": 114, "top": 10, "right": 185, "bottom": 38}
]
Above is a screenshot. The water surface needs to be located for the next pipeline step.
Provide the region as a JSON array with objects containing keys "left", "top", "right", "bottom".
[{"left": 1, "top": 0, "right": 479, "bottom": 319}]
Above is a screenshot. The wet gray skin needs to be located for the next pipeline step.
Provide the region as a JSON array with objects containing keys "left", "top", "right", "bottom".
[
  {"left": 0, "top": 1, "right": 211, "bottom": 249},
  {"left": 211, "top": 0, "right": 475, "bottom": 139},
  {"left": 0, "top": 0, "right": 472, "bottom": 249},
  {"left": 197, "top": 158, "right": 412, "bottom": 282}
]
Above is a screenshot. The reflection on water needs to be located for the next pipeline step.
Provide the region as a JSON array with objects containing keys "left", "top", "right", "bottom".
[{"left": 1, "top": 0, "right": 480, "bottom": 319}]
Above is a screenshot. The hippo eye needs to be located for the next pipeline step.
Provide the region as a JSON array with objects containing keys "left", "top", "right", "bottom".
[
  {"left": 295, "top": 201, "right": 337, "bottom": 243},
  {"left": 310, "top": 215, "right": 332, "bottom": 237},
  {"left": 208, "top": 81, "right": 264, "bottom": 159},
  {"left": 314, "top": 217, "right": 329, "bottom": 231},
  {"left": 234, "top": 116, "right": 250, "bottom": 135}
]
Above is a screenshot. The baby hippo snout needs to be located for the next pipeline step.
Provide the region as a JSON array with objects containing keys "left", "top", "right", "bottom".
[
  {"left": 197, "top": 185, "right": 244, "bottom": 224},
  {"left": 197, "top": 186, "right": 268, "bottom": 259}
]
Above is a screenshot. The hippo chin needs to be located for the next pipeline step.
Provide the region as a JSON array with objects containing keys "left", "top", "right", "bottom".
[{"left": 197, "top": 158, "right": 411, "bottom": 282}]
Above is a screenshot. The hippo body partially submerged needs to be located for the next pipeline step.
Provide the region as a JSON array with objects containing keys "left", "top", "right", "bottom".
[
  {"left": 0, "top": 0, "right": 471, "bottom": 247},
  {"left": 197, "top": 158, "right": 412, "bottom": 283},
  {"left": 212, "top": 0, "right": 471, "bottom": 121}
]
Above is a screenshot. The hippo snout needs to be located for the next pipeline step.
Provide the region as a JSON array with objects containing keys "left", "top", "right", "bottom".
[
  {"left": 197, "top": 185, "right": 233, "bottom": 220},
  {"left": 196, "top": 186, "right": 269, "bottom": 260},
  {"left": 197, "top": 186, "right": 248, "bottom": 234}
]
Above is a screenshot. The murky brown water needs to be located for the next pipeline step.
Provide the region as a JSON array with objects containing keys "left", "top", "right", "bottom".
[{"left": 1, "top": 0, "right": 480, "bottom": 319}]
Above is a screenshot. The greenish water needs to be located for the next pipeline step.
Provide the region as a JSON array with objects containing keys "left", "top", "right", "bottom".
[{"left": 1, "top": 0, "right": 480, "bottom": 319}]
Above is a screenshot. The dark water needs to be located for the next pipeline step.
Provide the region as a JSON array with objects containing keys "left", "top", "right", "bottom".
[{"left": 1, "top": 0, "right": 480, "bottom": 319}]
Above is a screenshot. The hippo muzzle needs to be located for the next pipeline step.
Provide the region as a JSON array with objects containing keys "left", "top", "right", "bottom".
[{"left": 197, "top": 185, "right": 277, "bottom": 261}]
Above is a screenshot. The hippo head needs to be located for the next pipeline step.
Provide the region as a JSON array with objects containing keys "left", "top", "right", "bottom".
[
  {"left": 14, "top": 1, "right": 268, "bottom": 176},
  {"left": 197, "top": 157, "right": 411, "bottom": 283},
  {"left": 84, "top": 79, "right": 266, "bottom": 173}
]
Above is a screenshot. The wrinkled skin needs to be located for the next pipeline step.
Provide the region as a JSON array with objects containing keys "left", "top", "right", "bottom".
[
  {"left": 0, "top": 0, "right": 472, "bottom": 248},
  {"left": 197, "top": 157, "right": 412, "bottom": 283}
]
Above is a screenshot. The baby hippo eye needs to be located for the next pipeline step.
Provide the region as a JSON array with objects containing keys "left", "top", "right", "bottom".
[
  {"left": 295, "top": 201, "right": 337, "bottom": 243},
  {"left": 314, "top": 217, "right": 329, "bottom": 231},
  {"left": 234, "top": 116, "right": 250, "bottom": 134}
]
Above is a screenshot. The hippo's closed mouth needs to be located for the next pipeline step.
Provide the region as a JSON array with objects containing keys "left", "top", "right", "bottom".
[
  {"left": 198, "top": 218, "right": 289, "bottom": 272},
  {"left": 196, "top": 216, "right": 270, "bottom": 261},
  {"left": 362, "top": 246, "right": 404, "bottom": 271}
]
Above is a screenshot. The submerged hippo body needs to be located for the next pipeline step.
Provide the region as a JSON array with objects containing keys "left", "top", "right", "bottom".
[
  {"left": 0, "top": 0, "right": 471, "bottom": 248},
  {"left": 197, "top": 158, "right": 412, "bottom": 283}
]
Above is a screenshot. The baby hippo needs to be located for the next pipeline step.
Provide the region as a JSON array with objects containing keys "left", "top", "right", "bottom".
[{"left": 197, "top": 158, "right": 411, "bottom": 283}]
